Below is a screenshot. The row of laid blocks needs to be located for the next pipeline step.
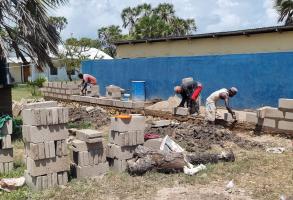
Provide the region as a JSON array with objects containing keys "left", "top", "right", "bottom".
[
  {"left": 279, "top": 98, "right": 293, "bottom": 110},
  {"left": 260, "top": 118, "right": 293, "bottom": 131},
  {"left": 75, "top": 129, "right": 103, "bottom": 143},
  {"left": 257, "top": 107, "right": 293, "bottom": 120},
  {"left": 72, "top": 162, "right": 109, "bottom": 180},
  {"left": 25, "top": 140, "right": 67, "bottom": 161},
  {"left": 25, "top": 170, "right": 68, "bottom": 191},
  {"left": 42, "top": 93, "right": 72, "bottom": 100},
  {"left": 22, "top": 107, "right": 69, "bottom": 126},
  {"left": 43, "top": 81, "right": 80, "bottom": 89},
  {"left": 41, "top": 87, "right": 80, "bottom": 95},
  {"left": 22, "top": 101, "right": 58, "bottom": 110},
  {"left": 107, "top": 158, "right": 128, "bottom": 172},
  {"left": 70, "top": 95, "right": 145, "bottom": 109},
  {"left": 109, "top": 130, "right": 144, "bottom": 147}
]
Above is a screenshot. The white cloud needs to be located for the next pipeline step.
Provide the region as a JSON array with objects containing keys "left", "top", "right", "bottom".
[{"left": 52, "top": 0, "right": 280, "bottom": 39}]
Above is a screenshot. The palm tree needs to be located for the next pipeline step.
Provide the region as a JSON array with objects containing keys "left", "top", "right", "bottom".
[
  {"left": 121, "top": 7, "right": 137, "bottom": 34},
  {"left": 275, "top": 0, "right": 293, "bottom": 25},
  {"left": 0, "top": 0, "right": 67, "bottom": 114},
  {"left": 153, "top": 3, "right": 175, "bottom": 24}
]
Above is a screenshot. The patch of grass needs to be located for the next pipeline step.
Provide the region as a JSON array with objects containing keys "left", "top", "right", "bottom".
[
  {"left": 12, "top": 85, "right": 42, "bottom": 101},
  {"left": 67, "top": 121, "right": 92, "bottom": 129}
]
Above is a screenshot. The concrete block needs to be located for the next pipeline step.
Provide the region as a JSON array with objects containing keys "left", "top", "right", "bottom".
[
  {"left": 62, "top": 140, "right": 68, "bottom": 156},
  {"left": 278, "top": 120, "right": 293, "bottom": 131},
  {"left": 246, "top": 112, "right": 258, "bottom": 124},
  {"left": 42, "top": 175, "right": 48, "bottom": 189},
  {"left": 257, "top": 107, "right": 284, "bottom": 119},
  {"left": 1, "top": 120, "right": 12, "bottom": 135},
  {"left": 151, "top": 120, "right": 171, "bottom": 128},
  {"left": 23, "top": 101, "right": 58, "bottom": 110},
  {"left": 22, "top": 124, "right": 69, "bottom": 143},
  {"left": 38, "top": 143, "right": 45, "bottom": 160},
  {"left": 75, "top": 162, "right": 109, "bottom": 179},
  {"left": 172, "top": 107, "right": 188, "bottom": 116},
  {"left": 71, "top": 139, "right": 104, "bottom": 152},
  {"left": 77, "top": 151, "right": 85, "bottom": 166},
  {"left": 63, "top": 172, "right": 68, "bottom": 185},
  {"left": 83, "top": 151, "right": 89, "bottom": 166},
  {"left": 110, "top": 114, "right": 145, "bottom": 132},
  {"left": 108, "top": 158, "right": 128, "bottom": 172},
  {"left": 49, "top": 141, "right": 56, "bottom": 158},
  {"left": 88, "top": 151, "right": 94, "bottom": 166},
  {"left": 76, "top": 129, "right": 103, "bottom": 143},
  {"left": 109, "top": 131, "right": 144, "bottom": 147},
  {"left": 132, "top": 101, "right": 145, "bottom": 109},
  {"left": 113, "top": 100, "right": 124, "bottom": 108},
  {"left": 279, "top": 98, "right": 293, "bottom": 110},
  {"left": 47, "top": 173, "right": 52, "bottom": 188},
  {"left": 56, "top": 141, "right": 63, "bottom": 157},
  {"left": 144, "top": 138, "right": 163, "bottom": 150},
  {"left": 9, "top": 162, "right": 13, "bottom": 171},
  {"left": 52, "top": 173, "right": 58, "bottom": 186},
  {"left": 26, "top": 156, "right": 69, "bottom": 176},
  {"left": 123, "top": 101, "right": 133, "bottom": 109},
  {"left": 44, "top": 142, "right": 50, "bottom": 159},
  {"left": 93, "top": 148, "right": 106, "bottom": 164},
  {"left": 22, "top": 109, "right": 41, "bottom": 126},
  {"left": 1, "top": 134, "right": 12, "bottom": 149},
  {"left": 26, "top": 143, "right": 39, "bottom": 160},
  {"left": 224, "top": 112, "right": 240, "bottom": 121},
  {"left": 4, "top": 162, "right": 9, "bottom": 173},
  {"left": 57, "top": 173, "right": 63, "bottom": 185},
  {"left": 285, "top": 112, "right": 293, "bottom": 120},
  {"left": 106, "top": 144, "right": 136, "bottom": 160},
  {"left": 136, "top": 131, "right": 144, "bottom": 145},
  {"left": 24, "top": 171, "right": 43, "bottom": 191},
  {"left": 263, "top": 118, "right": 276, "bottom": 128}
]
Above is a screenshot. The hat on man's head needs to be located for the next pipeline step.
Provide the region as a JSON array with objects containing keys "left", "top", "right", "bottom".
[{"left": 230, "top": 87, "right": 238, "bottom": 93}]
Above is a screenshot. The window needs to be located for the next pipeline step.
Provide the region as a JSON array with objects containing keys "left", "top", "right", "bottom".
[{"left": 50, "top": 66, "right": 57, "bottom": 75}]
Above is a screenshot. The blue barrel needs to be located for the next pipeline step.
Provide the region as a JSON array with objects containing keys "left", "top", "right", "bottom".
[{"left": 131, "top": 81, "right": 146, "bottom": 101}]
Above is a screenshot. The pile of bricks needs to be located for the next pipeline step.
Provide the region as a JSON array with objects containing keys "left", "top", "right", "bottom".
[
  {"left": 246, "top": 98, "right": 293, "bottom": 132},
  {"left": 41, "top": 81, "right": 83, "bottom": 99},
  {"left": 0, "top": 120, "right": 13, "bottom": 173},
  {"left": 106, "top": 85, "right": 123, "bottom": 99},
  {"left": 22, "top": 105, "right": 70, "bottom": 190},
  {"left": 107, "top": 114, "right": 145, "bottom": 172},
  {"left": 70, "top": 129, "right": 109, "bottom": 179}
]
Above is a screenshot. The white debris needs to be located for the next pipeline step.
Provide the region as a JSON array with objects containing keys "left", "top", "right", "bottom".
[
  {"left": 266, "top": 147, "right": 285, "bottom": 154},
  {"left": 183, "top": 164, "right": 206, "bottom": 176}
]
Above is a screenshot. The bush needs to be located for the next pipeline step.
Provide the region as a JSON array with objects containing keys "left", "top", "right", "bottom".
[
  {"left": 27, "top": 76, "right": 47, "bottom": 96},
  {"left": 34, "top": 76, "right": 47, "bottom": 88}
]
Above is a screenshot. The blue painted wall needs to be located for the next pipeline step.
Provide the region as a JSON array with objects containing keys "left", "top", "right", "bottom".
[{"left": 82, "top": 52, "right": 293, "bottom": 109}]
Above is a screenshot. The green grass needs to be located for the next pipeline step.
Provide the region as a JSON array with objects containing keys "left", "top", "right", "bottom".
[{"left": 12, "top": 85, "right": 42, "bottom": 101}]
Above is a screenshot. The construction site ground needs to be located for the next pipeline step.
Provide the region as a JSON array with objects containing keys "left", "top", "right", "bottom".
[{"left": 2, "top": 89, "right": 293, "bottom": 200}]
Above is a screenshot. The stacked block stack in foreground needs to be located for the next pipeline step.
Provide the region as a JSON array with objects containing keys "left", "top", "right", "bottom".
[
  {"left": 22, "top": 105, "right": 70, "bottom": 190},
  {"left": 0, "top": 120, "right": 13, "bottom": 173},
  {"left": 107, "top": 114, "right": 145, "bottom": 172},
  {"left": 70, "top": 129, "right": 109, "bottom": 179},
  {"left": 246, "top": 98, "right": 293, "bottom": 132}
]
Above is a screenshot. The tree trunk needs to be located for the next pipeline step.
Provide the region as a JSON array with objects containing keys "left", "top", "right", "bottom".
[
  {"left": 127, "top": 146, "right": 235, "bottom": 175},
  {"left": 67, "top": 71, "right": 72, "bottom": 81},
  {"left": 0, "top": 57, "right": 12, "bottom": 115}
]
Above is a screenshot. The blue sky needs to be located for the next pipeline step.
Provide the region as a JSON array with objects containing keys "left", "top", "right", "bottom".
[{"left": 52, "top": 0, "right": 280, "bottom": 39}]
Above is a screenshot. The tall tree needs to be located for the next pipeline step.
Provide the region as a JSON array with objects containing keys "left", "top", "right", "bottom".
[
  {"left": 59, "top": 37, "right": 101, "bottom": 80},
  {"left": 275, "top": 0, "right": 293, "bottom": 25},
  {"left": 0, "top": 0, "right": 67, "bottom": 114},
  {"left": 153, "top": 3, "right": 175, "bottom": 23},
  {"left": 98, "top": 25, "right": 123, "bottom": 57},
  {"left": 49, "top": 16, "right": 68, "bottom": 32}
]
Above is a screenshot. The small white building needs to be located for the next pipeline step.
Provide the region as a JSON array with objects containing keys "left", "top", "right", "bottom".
[{"left": 8, "top": 46, "right": 112, "bottom": 83}]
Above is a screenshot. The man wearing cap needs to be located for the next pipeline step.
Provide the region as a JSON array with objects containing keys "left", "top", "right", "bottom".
[
  {"left": 78, "top": 73, "right": 97, "bottom": 95},
  {"left": 205, "top": 87, "right": 238, "bottom": 123},
  {"left": 174, "top": 80, "right": 203, "bottom": 115}
]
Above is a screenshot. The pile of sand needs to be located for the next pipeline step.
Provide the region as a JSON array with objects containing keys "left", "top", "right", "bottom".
[{"left": 146, "top": 96, "right": 181, "bottom": 112}]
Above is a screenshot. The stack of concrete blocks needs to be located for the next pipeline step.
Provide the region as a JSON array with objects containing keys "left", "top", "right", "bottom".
[
  {"left": 70, "top": 129, "right": 109, "bottom": 179},
  {"left": 106, "top": 85, "right": 124, "bottom": 99},
  {"left": 41, "top": 81, "right": 81, "bottom": 100},
  {"left": 247, "top": 98, "right": 293, "bottom": 132},
  {"left": 85, "top": 85, "right": 100, "bottom": 97},
  {"left": 0, "top": 120, "right": 13, "bottom": 173},
  {"left": 22, "top": 105, "right": 70, "bottom": 191},
  {"left": 107, "top": 114, "right": 145, "bottom": 172}
]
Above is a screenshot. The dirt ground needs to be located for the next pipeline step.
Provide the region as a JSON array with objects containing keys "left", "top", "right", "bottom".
[{"left": 3, "top": 102, "right": 293, "bottom": 200}]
